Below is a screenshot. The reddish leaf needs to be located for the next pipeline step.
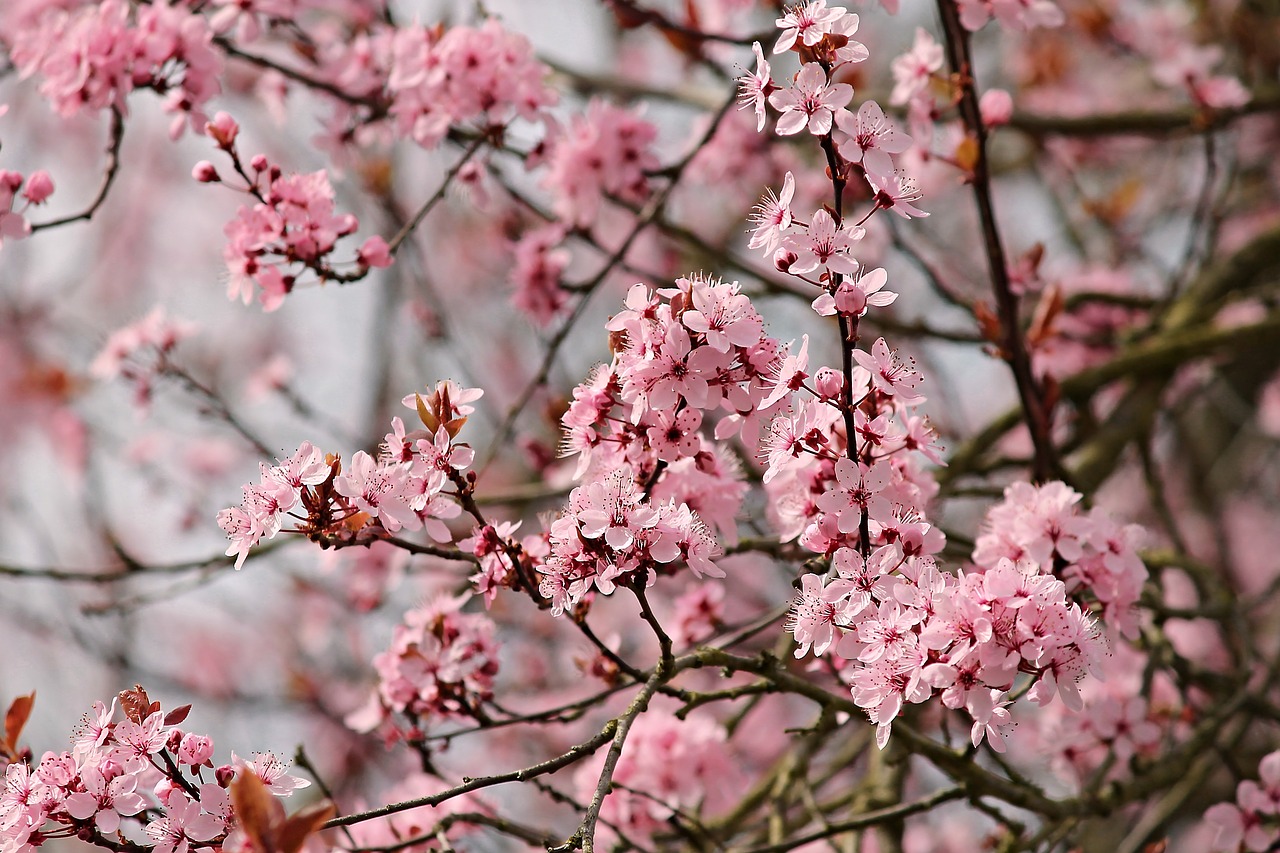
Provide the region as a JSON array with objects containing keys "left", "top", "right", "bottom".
[
  {"left": 231, "top": 768, "right": 283, "bottom": 853},
  {"left": 3, "top": 692, "right": 35, "bottom": 754},
  {"left": 278, "top": 801, "right": 337, "bottom": 853},
  {"left": 164, "top": 704, "right": 193, "bottom": 727},
  {"left": 118, "top": 685, "right": 153, "bottom": 724},
  {"left": 1027, "top": 283, "right": 1064, "bottom": 347},
  {"left": 659, "top": 7, "right": 704, "bottom": 59},
  {"left": 973, "top": 301, "right": 1003, "bottom": 347}
]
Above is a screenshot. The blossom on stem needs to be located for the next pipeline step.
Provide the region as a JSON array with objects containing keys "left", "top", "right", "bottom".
[
  {"left": 769, "top": 63, "right": 853, "bottom": 137},
  {"left": 833, "top": 101, "right": 912, "bottom": 177},
  {"left": 774, "top": 1, "right": 849, "bottom": 54},
  {"left": 853, "top": 337, "right": 925, "bottom": 405},
  {"left": 784, "top": 209, "right": 863, "bottom": 275},
  {"left": 889, "top": 28, "right": 944, "bottom": 106},
  {"left": 811, "top": 267, "right": 898, "bottom": 318},
  {"left": 737, "top": 42, "right": 773, "bottom": 131},
  {"left": 866, "top": 168, "right": 929, "bottom": 219},
  {"left": 748, "top": 172, "right": 796, "bottom": 254}
]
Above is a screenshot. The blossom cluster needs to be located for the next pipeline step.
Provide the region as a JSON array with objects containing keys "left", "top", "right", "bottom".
[
  {"left": 9, "top": 0, "right": 222, "bottom": 137},
  {"left": 536, "top": 271, "right": 811, "bottom": 613},
  {"left": 90, "top": 307, "right": 198, "bottom": 413},
  {"left": 196, "top": 114, "right": 391, "bottom": 311},
  {"left": 790, "top": 544, "right": 1103, "bottom": 750},
  {"left": 317, "top": 17, "right": 557, "bottom": 151},
  {"left": 218, "top": 381, "right": 479, "bottom": 568},
  {"left": 740, "top": 34, "right": 925, "bottom": 288},
  {"left": 1205, "top": 750, "right": 1280, "bottom": 852},
  {"left": 760, "top": 337, "right": 942, "bottom": 557},
  {"left": 973, "top": 481, "right": 1148, "bottom": 639},
  {"left": 0, "top": 688, "right": 306, "bottom": 853},
  {"left": 563, "top": 276, "right": 779, "bottom": 479},
  {"left": 541, "top": 100, "right": 660, "bottom": 228},
  {"left": 954, "top": 0, "right": 1065, "bottom": 33},
  {"left": 345, "top": 594, "right": 500, "bottom": 745},
  {"left": 1033, "top": 643, "right": 1186, "bottom": 787},
  {"left": 508, "top": 224, "right": 570, "bottom": 327},
  {"left": 538, "top": 465, "right": 723, "bottom": 617}
]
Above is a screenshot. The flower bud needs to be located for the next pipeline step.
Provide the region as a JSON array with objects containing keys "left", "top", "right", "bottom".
[
  {"left": 833, "top": 281, "right": 868, "bottom": 316},
  {"left": 979, "top": 89, "right": 1013, "bottom": 128},
  {"left": 357, "top": 235, "right": 392, "bottom": 269},
  {"left": 207, "top": 112, "right": 240, "bottom": 148},
  {"left": 22, "top": 170, "right": 54, "bottom": 204},
  {"left": 166, "top": 729, "right": 184, "bottom": 753},
  {"left": 814, "top": 366, "right": 843, "bottom": 400},
  {"left": 774, "top": 247, "right": 797, "bottom": 272},
  {"left": 179, "top": 733, "right": 215, "bottom": 767},
  {"left": 192, "top": 161, "right": 220, "bottom": 183},
  {"left": 215, "top": 764, "right": 236, "bottom": 787}
]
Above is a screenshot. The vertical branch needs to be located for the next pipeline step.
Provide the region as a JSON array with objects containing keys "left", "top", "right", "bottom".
[
  {"left": 934, "top": 0, "right": 1060, "bottom": 483},
  {"left": 819, "top": 133, "right": 872, "bottom": 559}
]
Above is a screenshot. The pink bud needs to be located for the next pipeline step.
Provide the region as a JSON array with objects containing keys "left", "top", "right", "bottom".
[
  {"left": 814, "top": 366, "right": 843, "bottom": 399},
  {"left": 166, "top": 729, "right": 184, "bottom": 752},
  {"left": 192, "top": 161, "right": 220, "bottom": 183},
  {"left": 833, "top": 282, "right": 868, "bottom": 315},
  {"left": 250, "top": 154, "right": 269, "bottom": 173},
  {"left": 358, "top": 235, "right": 393, "bottom": 269},
  {"left": 215, "top": 764, "right": 236, "bottom": 787},
  {"left": 979, "top": 89, "right": 1013, "bottom": 128},
  {"left": 22, "top": 170, "right": 54, "bottom": 204},
  {"left": 179, "top": 733, "right": 215, "bottom": 767},
  {"left": 774, "top": 248, "right": 798, "bottom": 272},
  {"left": 207, "top": 111, "right": 240, "bottom": 148}
]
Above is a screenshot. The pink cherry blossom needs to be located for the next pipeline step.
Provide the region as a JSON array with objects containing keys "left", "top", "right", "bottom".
[
  {"left": 784, "top": 208, "right": 863, "bottom": 275},
  {"left": 834, "top": 101, "right": 912, "bottom": 177},
  {"left": 144, "top": 796, "right": 224, "bottom": 853},
  {"left": 853, "top": 338, "right": 926, "bottom": 405},
  {"left": 232, "top": 752, "right": 310, "bottom": 796},
  {"left": 738, "top": 42, "right": 773, "bottom": 132},
  {"left": 811, "top": 266, "right": 898, "bottom": 317},
  {"left": 774, "top": 0, "right": 849, "bottom": 54},
  {"left": 748, "top": 172, "right": 796, "bottom": 254},
  {"left": 889, "top": 28, "right": 944, "bottom": 106},
  {"left": 866, "top": 167, "right": 929, "bottom": 219},
  {"left": 769, "top": 63, "right": 854, "bottom": 137}
]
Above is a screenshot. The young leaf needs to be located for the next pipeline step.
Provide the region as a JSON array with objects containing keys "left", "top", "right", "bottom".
[
  {"left": 164, "top": 704, "right": 193, "bottom": 727},
  {"left": 277, "top": 801, "right": 337, "bottom": 853},
  {"left": 3, "top": 692, "right": 35, "bottom": 756},
  {"left": 231, "top": 768, "right": 283, "bottom": 853},
  {"left": 118, "top": 685, "right": 155, "bottom": 724}
]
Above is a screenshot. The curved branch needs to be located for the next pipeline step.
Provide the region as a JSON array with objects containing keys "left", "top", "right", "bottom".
[{"left": 30, "top": 109, "right": 125, "bottom": 232}]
